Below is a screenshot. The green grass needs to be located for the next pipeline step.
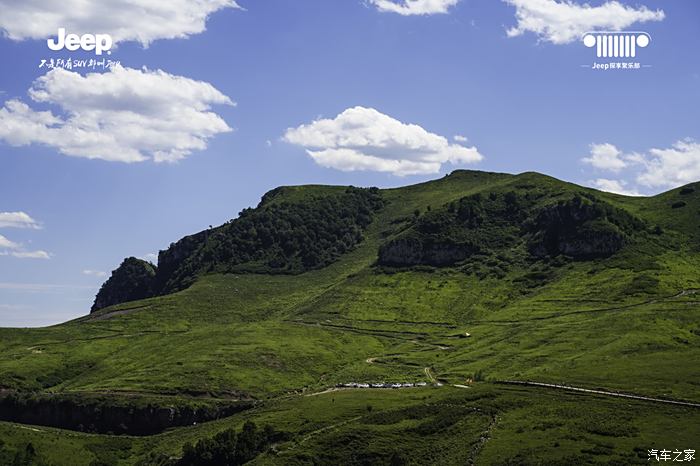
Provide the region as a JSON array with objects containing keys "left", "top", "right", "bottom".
[
  {"left": 0, "top": 170, "right": 699, "bottom": 464},
  {"left": 1, "top": 384, "right": 697, "bottom": 465}
]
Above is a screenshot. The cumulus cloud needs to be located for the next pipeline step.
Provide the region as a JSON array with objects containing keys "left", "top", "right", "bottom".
[
  {"left": 0, "top": 211, "right": 41, "bottom": 229},
  {"left": 589, "top": 178, "right": 642, "bottom": 196},
  {"left": 0, "top": 65, "right": 233, "bottom": 163},
  {"left": 453, "top": 135, "right": 468, "bottom": 143},
  {"left": 369, "top": 0, "right": 459, "bottom": 15},
  {"left": 0, "top": 234, "right": 51, "bottom": 259},
  {"left": 82, "top": 269, "right": 108, "bottom": 278},
  {"left": 0, "top": 0, "right": 240, "bottom": 45},
  {"left": 636, "top": 140, "right": 700, "bottom": 189},
  {"left": 504, "top": 0, "right": 664, "bottom": 44},
  {"left": 581, "top": 143, "right": 628, "bottom": 172},
  {"left": 10, "top": 250, "right": 51, "bottom": 260},
  {"left": 283, "top": 106, "right": 483, "bottom": 176},
  {"left": 0, "top": 234, "right": 20, "bottom": 250},
  {"left": 0, "top": 214, "right": 51, "bottom": 259},
  {"left": 581, "top": 139, "right": 700, "bottom": 194}
]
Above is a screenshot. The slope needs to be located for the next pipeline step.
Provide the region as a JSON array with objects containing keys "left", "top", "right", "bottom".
[{"left": 0, "top": 170, "right": 698, "bottom": 464}]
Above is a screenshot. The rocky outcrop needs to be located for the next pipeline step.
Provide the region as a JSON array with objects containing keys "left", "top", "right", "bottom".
[
  {"left": 377, "top": 191, "right": 645, "bottom": 268},
  {"left": 378, "top": 236, "right": 473, "bottom": 267},
  {"left": 0, "top": 392, "right": 253, "bottom": 436},
  {"left": 155, "top": 230, "right": 209, "bottom": 294},
  {"left": 91, "top": 257, "right": 156, "bottom": 312},
  {"left": 377, "top": 192, "right": 516, "bottom": 268},
  {"left": 527, "top": 196, "right": 642, "bottom": 259},
  {"left": 92, "top": 187, "right": 384, "bottom": 311}
]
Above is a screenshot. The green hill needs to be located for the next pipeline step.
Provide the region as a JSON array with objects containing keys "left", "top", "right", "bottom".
[{"left": 0, "top": 170, "right": 699, "bottom": 465}]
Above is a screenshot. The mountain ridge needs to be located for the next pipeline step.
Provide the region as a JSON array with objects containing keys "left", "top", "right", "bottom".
[
  {"left": 1, "top": 169, "right": 699, "bottom": 464},
  {"left": 91, "top": 169, "right": 692, "bottom": 313}
]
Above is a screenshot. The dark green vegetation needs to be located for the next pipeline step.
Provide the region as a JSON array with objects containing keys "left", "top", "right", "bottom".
[
  {"left": 93, "top": 187, "right": 383, "bottom": 311},
  {"left": 1, "top": 170, "right": 699, "bottom": 464},
  {"left": 0, "top": 439, "right": 43, "bottom": 466},
  {"left": 378, "top": 190, "right": 648, "bottom": 267},
  {"left": 92, "top": 258, "right": 157, "bottom": 313},
  {"left": 166, "top": 421, "right": 284, "bottom": 466}
]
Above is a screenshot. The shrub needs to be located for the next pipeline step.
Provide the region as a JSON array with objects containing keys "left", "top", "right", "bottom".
[{"left": 177, "top": 421, "right": 285, "bottom": 466}]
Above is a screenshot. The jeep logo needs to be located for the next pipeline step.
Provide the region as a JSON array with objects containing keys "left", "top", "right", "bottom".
[{"left": 47, "top": 28, "right": 113, "bottom": 55}]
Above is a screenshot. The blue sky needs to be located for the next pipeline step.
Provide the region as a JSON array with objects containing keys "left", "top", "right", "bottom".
[{"left": 0, "top": 0, "right": 698, "bottom": 326}]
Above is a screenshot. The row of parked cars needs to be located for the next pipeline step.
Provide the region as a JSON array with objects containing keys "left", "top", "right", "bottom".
[{"left": 337, "top": 381, "right": 439, "bottom": 389}]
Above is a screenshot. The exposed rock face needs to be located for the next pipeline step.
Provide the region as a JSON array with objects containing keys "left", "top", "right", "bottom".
[
  {"left": 377, "top": 192, "right": 518, "bottom": 268},
  {"left": 531, "top": 222, "right": 625, "bottom": 258},
  {"left": 378, "top": 237, "right": 423, "bottom": 267},
  {"left": 91, "top": 257, "right": 156, "bottom": 312},
  {"left": 0, "top": 392, "right": 252, "bottom": 435},
  {"left": 378, "top": 236, "right": 472, "bottom": 267},
  {"left": 527, "top": 196, "right": 641, "bottom": 259},
  {"left": 155, "top": 230, "right": 209, "bottom": 294}
]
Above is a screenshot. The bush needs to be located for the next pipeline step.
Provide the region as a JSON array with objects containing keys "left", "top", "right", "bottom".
[
  {"left": 177, "top": 421, "right": 285, "bottom": 466},
  {"left": 671, "top": 201, "right": 687, "bottom": 209}
]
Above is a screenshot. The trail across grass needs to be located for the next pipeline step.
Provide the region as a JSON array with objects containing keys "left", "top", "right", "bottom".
[{"left": 497, "top": 380, "right": 700, "bottom": 408}]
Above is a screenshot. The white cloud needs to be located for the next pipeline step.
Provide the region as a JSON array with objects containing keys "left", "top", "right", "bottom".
[
  {"left": 0, "top": 211, "right": 41, "bottom": 229},
  {"left": 0, "top": 234, "right": 20, "bottom": 250},
  {"left": 504, "top": 0, "right": 664, "bottom": 44},
  {"left": 581, "top": 139, "right": 700, "bottom": 193},
  {"left": 10, "top": 250, "right": 51, "bottom": 260},
  {"left": 0, "top": 65, "right": 233, "bottom": 163},
  {"left": 453, "top": 135, "right": 468, "bottom": 143},
  {"left": 636, "top": 140, "right": 700, "bottom": 189},
  {"left": 0, "top": 215, "right": 51, "bottom": 259},
  {"left": 369, "top": 0, "right": 459, "bottom": 15},
  {"left": 0, "top": 0, "right": 240, "bottom": 46},
  {"left": 582, "top": 143, "right": 628, "bottom": 172},
  {"left": 283, "top": 106, "right": 483, "bottom": 176},
  {"left": 589, "top": 178, "right": 642, "bottom": 196},
  {"left": 82, "top": 269, "right": 108, "bottom": 278}
]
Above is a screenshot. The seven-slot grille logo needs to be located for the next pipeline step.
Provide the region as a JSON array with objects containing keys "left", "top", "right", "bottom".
[{"left": 582, "top": 31, "right": 651, "bottom": 58}]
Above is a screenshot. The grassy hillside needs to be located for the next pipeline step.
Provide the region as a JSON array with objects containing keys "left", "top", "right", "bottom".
[{"left": 0, "top": 170, "right": 699, "bottom": 465}]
